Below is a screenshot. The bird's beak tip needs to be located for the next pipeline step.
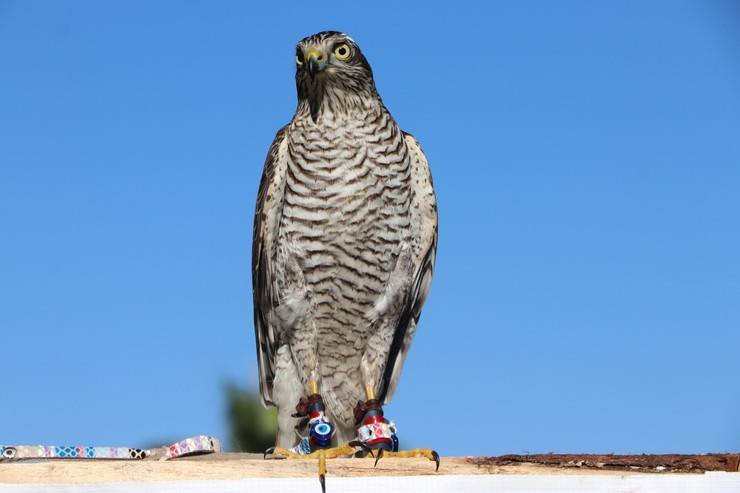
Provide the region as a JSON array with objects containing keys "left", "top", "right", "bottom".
[{"left": 308, "top": 59, "right": 320, "bottom": 78}]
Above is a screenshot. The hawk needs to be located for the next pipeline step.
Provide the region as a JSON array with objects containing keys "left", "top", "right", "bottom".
[{"left": 252, "top": 31, "right": 438, "bottom": 480}]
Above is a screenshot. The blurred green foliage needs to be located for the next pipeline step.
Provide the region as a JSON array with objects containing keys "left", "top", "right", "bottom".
[{"left": 224, "top": 383, "right": 277, "bottom": 452}]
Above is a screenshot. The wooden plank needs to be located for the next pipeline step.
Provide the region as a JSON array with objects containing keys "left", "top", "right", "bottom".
[{"left": 2, "top": 453, "right": 739, "bottom": 484}]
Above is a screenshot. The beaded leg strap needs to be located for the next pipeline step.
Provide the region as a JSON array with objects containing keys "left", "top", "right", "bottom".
[
  {"left": 354, "top": 399, "right": 398, "bottom": 451},
  {"left": 290, "top": 394, "right": 335, "bottom": 455}
]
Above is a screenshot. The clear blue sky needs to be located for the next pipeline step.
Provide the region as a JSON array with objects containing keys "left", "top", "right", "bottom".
[{"left": 1, "top": 1, "right": 739, "bottom": 456}]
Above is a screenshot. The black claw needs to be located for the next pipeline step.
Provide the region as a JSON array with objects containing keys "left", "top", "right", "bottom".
[
  {"left": 432, "top": 450, "right": 440, "bottom": 472},
  {"left": 263, "top": 446, "right": 275, "bottom": 460},
  {"left": 374, "top": 448, "right": 384, "bottom": 468},
  {"left": 348, "top": 440, "right": 373, "bottom": 457},
  {"left": 319, "top": 473, "right": 326, "bottom": 493}
]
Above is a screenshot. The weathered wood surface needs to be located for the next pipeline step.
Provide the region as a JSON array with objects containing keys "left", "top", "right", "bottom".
[
  {"left": 475, "top": 453, "right": 740, "bottom": 473},
  {"left": 1, "top": 453, "right": 738, "bottom": 484}
]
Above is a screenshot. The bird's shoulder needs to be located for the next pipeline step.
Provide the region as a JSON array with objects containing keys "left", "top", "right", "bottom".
[
  {"left": 259, "top": 124, "right": 290, "bottom": 186},
  {"left": 402, "top": 130, "right": 437, "bottom": 216}
]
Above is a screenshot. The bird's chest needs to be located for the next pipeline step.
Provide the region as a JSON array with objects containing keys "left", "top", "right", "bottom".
[
  {"left": 275, "top": 119, "right": 412, "bottom": 304},
  {"left": 281, "top": 122, "right": 411, "bottom": 243}
]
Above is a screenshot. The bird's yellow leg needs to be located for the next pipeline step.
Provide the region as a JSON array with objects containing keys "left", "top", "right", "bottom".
[
  {"left": 308, "top": 380, "right": 319, "bottom": 395},
  {"left": 364, "top": 384, "right": 375, "bottom": 400}
]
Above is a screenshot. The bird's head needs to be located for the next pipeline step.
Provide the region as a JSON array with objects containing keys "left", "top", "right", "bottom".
[{"left": 294, "top": 31, "right": 378, "bottom": 122}]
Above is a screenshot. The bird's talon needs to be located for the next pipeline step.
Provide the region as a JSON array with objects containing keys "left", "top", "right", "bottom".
[
  {"left": 374, "top": 448, "right": 383, "bottom": 467},
  {"left": 263, "top": 446, "right": 295, "bottom": 459}
]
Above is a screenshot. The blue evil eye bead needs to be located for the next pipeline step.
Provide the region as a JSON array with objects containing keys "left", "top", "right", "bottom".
[{"left": 310, "top": 420, "right": 334, "bottom": 448}]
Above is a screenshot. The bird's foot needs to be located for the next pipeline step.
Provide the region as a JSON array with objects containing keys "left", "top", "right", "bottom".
[
  {"left": 264, "top": 442, "right": 363, "bottom": 493},
  {"left": 354, "top": 399, "right": 440, "bottom": 471},
  {"left": 263, "top": 393, "right": 345, "bottom": 492}
]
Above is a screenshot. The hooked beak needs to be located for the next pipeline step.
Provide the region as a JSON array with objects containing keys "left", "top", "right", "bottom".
[{"left": 305, "top": 48, "right": 326, "bottom": 78}]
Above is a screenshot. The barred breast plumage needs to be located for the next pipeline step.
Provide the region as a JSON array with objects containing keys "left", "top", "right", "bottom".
[{"left": 278, "top": 103, "right": 412, "bottom": 419}]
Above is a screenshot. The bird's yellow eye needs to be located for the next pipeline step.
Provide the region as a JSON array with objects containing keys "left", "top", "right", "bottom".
[
  {"left": 296, "top": 49, "right": 305, "bottom": 65},
  {"left": 333, "top": 43, "right": 351, "bottom": 61}
]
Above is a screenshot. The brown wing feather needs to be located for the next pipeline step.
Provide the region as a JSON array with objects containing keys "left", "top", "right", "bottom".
[{"left": 252, "top": 125, "right": 289, "bottom": 406}]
